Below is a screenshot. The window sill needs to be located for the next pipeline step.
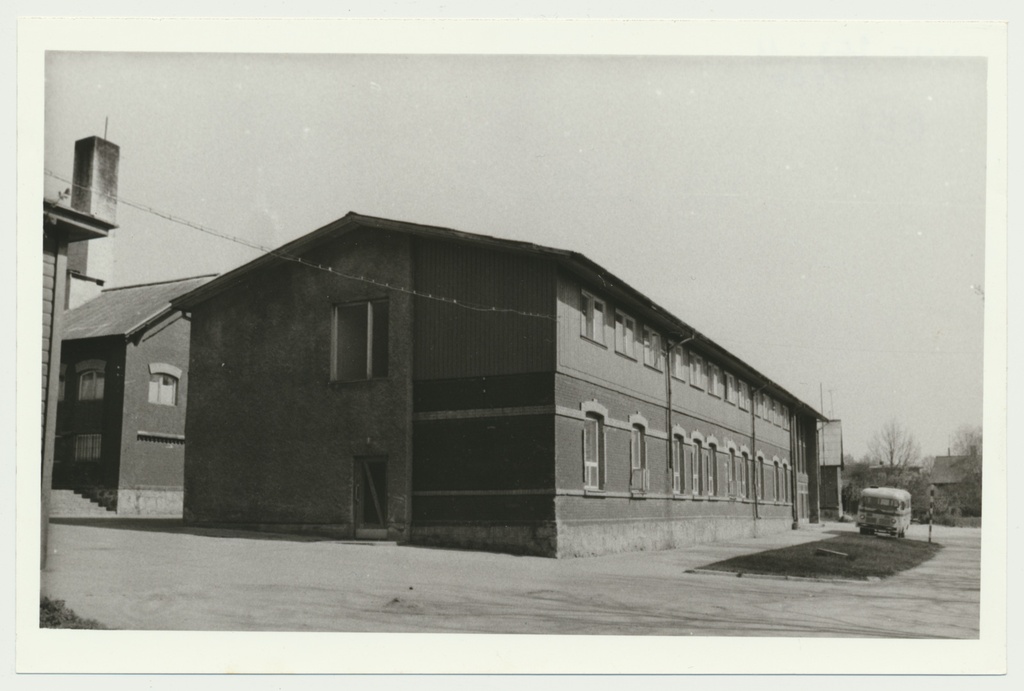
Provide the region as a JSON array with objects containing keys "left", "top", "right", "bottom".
[
  {"left": 580, "top": 335, "right": 608, "bottom": 349},
  {"left": 583, "top": 488, "right": 607, "bottom": 497},
  {"left": 328, "top": 377, "right": 388, "bottom": 387},
  {"left": 629, "top": 489, "right": 648, "bottom": 499},
  {"left": 614, "top": 351, "right": 638, "bottom": 362},
  {"left": 642, "top": 364, "right": 664, "bottom": 374}
]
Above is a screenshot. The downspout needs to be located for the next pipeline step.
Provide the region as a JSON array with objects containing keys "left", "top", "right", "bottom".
[
  {"left": 750, "top": 382, "right": 769, "bottom": 523},
  {"left": 790, "top": 409, "right": 799, "bottom": 529},
  {"left": 665, "top": 334, "right": 696, "bottom": 489}
]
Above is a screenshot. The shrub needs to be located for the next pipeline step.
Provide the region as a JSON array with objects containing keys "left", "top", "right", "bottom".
[{"left": 40, "top": 597, "right": 104, "bottom": 629}]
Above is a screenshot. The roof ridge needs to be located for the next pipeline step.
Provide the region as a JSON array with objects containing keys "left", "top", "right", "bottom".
[{"left": 101, "top": 274, "right": 218, "bottom": 293}]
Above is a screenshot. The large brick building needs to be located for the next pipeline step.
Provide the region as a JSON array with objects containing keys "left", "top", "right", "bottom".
[
  {"left": 53, "top": 275, "right": 214, "bottom": 516},
  {"left": 174, "top": 212, "right": 826, "bottom": 557}
]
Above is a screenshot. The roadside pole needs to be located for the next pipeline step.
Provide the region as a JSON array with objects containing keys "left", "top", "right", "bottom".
[{"left": 928, "top": 486, "right": 935, "bottom": 543}]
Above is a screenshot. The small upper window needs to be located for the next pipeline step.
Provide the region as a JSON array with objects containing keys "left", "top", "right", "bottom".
[
  {"left": 670, "top": 345, "right": 686, "bottom": 381},
  {"left": 781, "top": 404, "right": 790, "bottom": 430},
  {"left": 708, "top": 363, "right": 722, "bottom": 398},
  {"left": 580, "top": 291, "right": 606, "bottom": 345},
  {"left": 642, "top": 327, "right": 663, "bottom": 370},
  {"left": 614, "top": 310, "right": 636, "bottom": 359},
  {"left": 333, "top": 300, "right": 389, "bottom": 382},
  {"left": 689, "top": 352, "right": 705, "bottom": 390},
  {"left": 725, "top": 372, "right": 737, "bottom": 405},
  {"left": 738, "top": 379, "right": 750, "bottom": 411}
]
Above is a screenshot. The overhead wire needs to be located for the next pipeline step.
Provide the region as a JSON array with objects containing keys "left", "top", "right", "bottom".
[{"left": 44, "top": 169, "right": 557, "bottom": 321}]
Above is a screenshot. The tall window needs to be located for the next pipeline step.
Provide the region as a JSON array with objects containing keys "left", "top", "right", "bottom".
[
  {"left": 78, "top": 368, "right": 105, "bottom": 401},
  {"left": 670, "top": 345, "right": 686, "bottom": 380},
  {"left": 709, "top": 443, "right": 719, "bottom": 496},
  {"left": 74, "top": 433, "right": 102, "bottom": 461},
  {"left": 58, "top": 364, "right": 67, "bottom": 402},
  {"left": 581, "top": 291, "right": 606, "bottom": 344},
  {"left": 729, "top": 449, "right": 737, "bottom": 497},
  {"left": 671, "top": 435, "right": 684, "bottom": 493},
  {"left": 742, "top": 452, "right": 752, "bottom": 499},
  {"left": 738, "top": 379, "right": 750, "bottom": 411},
  {"left": 758, "top": 457, "right": 766, "bottom": 500},
  {"left": 689, "top": 353, "right": 705, "bottom": 390},
  {"left": 781, "top": 404, "right": 790, "bottom": 430},
  {"left": 614, "top": 310, "right": 636, "bottom": 359},
  {"left": 583, "top": 413, "right": 606, "bottom": 490},
  {"left": 630, "top": 425, "right": 648, "bottom": 491},
  {"left": 332, "top": 300, "right": 389, "bottom": 382},
  {"left": 725, "top": 372, "right": 737, "bottom": 405},
  {"left": 693, "top": 439, "right": 705, "bottom": 495},
  {"left": 642, "top": 327, "right": 663, "bottom": 370},
  {"left": 709, "top": 364, "right": 723, "bottom": 398}
]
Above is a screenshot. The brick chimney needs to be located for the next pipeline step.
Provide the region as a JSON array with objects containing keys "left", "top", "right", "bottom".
[{"left": 71, "top": 136, "right": 120, "bottom": 224}]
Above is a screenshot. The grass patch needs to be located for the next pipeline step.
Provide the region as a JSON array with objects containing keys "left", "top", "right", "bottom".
[
  {"left": 702, "top": 533, "right": 942, "bottom": 581},
  {"left": 40, "top": 597, "right": 105, "bottom": 629}
]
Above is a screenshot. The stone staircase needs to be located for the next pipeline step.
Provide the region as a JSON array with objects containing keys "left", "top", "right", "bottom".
[{"left": 50, "top": 489, "right": 117, "bottom": 517}]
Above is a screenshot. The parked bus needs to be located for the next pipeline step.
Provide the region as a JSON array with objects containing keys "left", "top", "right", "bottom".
[{"left": 857, "top": 486, "right": 911, "bottom": 538}]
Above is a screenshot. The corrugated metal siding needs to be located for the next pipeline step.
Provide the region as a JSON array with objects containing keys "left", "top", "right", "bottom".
[{"left": 413, "top": 239, "right": 556, "bottom": 380}]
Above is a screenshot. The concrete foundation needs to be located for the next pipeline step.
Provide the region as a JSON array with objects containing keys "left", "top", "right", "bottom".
[
  {"left": 116, "top": 489, "right": 183, "bottom": 517},
  {"left": 411, "top": 522, "right": 559, "bottom": 557},
  {"left": 554, "top": 515, "right": 793, "bottom": 558}
]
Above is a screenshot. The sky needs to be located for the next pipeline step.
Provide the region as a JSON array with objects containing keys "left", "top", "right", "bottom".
[{"left": 42, "top": 51, "right": 988, "bottom": 460}]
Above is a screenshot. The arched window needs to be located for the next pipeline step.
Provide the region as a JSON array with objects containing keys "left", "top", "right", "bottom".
[
  {"left": 76, "top": 360, "right": 106, "bottom": 401},
  {"left": 630, "top": 424, "right": 648, "bottom": 492},
  {"left": 708, "top": 442, "right": 719, "bottom": 497},
  {"left": 693, "top": 439, "right": 704, "bottom": 495},
  {"left": 757, "top": 455, "right": 766, "bottom": 500},
  {"left": 728, "top": 448, "right": 738, "bottom": 498},
  {"left": 773, "top": 461, "right": 781, "bottom": 501},
  {"left": 582, "top": 413, "right": 606, "bottom": 490},
  {"left": 671, "top": 434, "right": 685, "bottom": 494},
  {"left": 148, "top": 363, "right": 182, "bottom": 406},
  {"left": 740, "top": 451, "right": 750, "bottom": 499}
]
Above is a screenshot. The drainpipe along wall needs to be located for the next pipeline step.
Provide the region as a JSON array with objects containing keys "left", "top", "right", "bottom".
[{"left": 665, "top": 335, "right": 696, "bottom": 488}]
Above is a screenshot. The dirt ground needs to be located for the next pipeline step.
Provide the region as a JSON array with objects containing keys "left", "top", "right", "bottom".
[{"left": 39, "top": 518, "right": 980, "bottom": 638}]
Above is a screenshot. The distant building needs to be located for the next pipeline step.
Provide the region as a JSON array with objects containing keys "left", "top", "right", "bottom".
[
  {"left": 52, "top": 275, "right": 214, "bottom": 517},
  {"left": 42, "top": 137, "right": 119, "bottom": 563},
  {"left": 817, "top": 420, "right": 844, "bottom": 519},
  {"left": 173, "top": 212, "right": 827, "bottom": 557},
  {"left": 930, "top": 448, "right": 980, "bottom": 516}
]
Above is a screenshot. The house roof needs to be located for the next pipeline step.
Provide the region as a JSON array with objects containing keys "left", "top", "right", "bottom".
[
  {"left": 931, "top": 456, "right": 969, "bottom": 485},
  {"left": 64, "top": 275, "right": 216, "bottom": 342},
  {"left": 171, "top": 211, "right": 826, "bottom": 420}
]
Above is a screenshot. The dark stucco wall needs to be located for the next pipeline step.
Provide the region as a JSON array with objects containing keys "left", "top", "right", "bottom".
[
  {"left": 118, "top": 314, "right": 192, "bottom": 490},
  {"left": 183, "top": 228, "right": 413, "bottom": 537}
]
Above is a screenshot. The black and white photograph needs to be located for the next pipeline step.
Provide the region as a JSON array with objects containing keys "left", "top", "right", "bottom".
[{"left": 16, "top": 11, "right": 1008, "bottom": 678}]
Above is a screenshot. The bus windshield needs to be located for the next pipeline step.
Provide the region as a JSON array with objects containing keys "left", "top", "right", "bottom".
[{"left": 861, "top": 496, "right": 900, "bottom": 510}]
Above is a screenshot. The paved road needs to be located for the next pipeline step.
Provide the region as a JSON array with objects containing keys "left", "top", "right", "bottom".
[{"left": 40, "top": 519, "right": 979, "bottom": 638}]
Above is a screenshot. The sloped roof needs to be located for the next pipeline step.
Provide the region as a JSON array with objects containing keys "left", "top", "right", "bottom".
[
  {"left": 64, "top": 275, "right": 216, "bottom": 341},
  {"left": 931, "top": 456, "right": 969, "bottom": 485},
  {"left": 171, "top": 211, "right": 827, "bottom": 420}
]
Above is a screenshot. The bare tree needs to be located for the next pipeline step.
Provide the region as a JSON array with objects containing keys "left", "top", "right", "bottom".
[
  {"left": 950, "top": 424, "right": 982, "bottom": 458},
  {"left": 867, "top": 418, "right": 921, "bottom": 468}
]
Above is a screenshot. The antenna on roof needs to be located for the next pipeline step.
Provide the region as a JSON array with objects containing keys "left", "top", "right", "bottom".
[{"left": 104, "top": 116, "right": 109, "bottom": 140}]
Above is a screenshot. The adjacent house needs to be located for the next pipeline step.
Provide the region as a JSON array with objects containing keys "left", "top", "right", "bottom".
[
  {"left": 52, "top": 275, "right": 215, "bottom": 517},
  {"left": 930, "top": 448, "right": 981, "bottom": 517},
  {"left": 42, "top": 136, "right": 119, "bottom": 563},
  {"left": 173, "top": 212, "right": 827, "bottom": 557},
  {"left": 817, "top": 419, "right": 845, "bottom": 520}
]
